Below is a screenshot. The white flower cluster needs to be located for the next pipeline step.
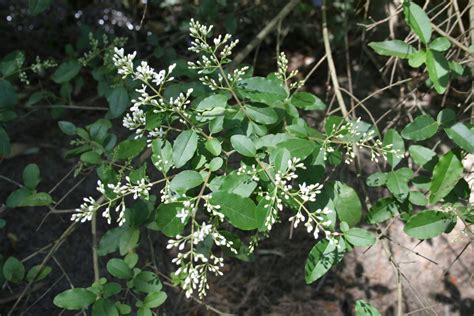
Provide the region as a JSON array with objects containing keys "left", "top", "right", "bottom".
[
  {"left": 187, "top": 19, "right": 248, "bottom": 90},
  {"left": 112, "top": 47, "right": 179, "bottom": 139},
  {"left": 276, "top": 52, "right": 303, "bottom": 90},
  {"left": 166, "top": 221, "right": 236, "bottom": 298},
  {"left": 71, "top": 196, "right": 98, "bottom": 223},
  {"left": 289, "top": 207, "right": 336, "bottom": 241},
  {"left": 324, "top": 118, "right": 404, "bottom": 165}
]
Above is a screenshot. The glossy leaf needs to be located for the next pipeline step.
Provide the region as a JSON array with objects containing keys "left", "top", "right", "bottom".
[
  {"left": 170, "top": 170, "right": 203, "bottom": 193},
  {"left": 333, "top": 182, "right": 361, "bottom": 226},
  {"left": 404, "top": 210, "right": 455, "bottom": 239},
  {"left": 355, "top": 299, "right": 381, "bottom": 316},
  {"left": 444, "top": 122, "right": 474, "bottom": 153},
  {"left": 155, "top": 203, "right": 187, "bottom": 237},
  {"left": 408, "top": 145, "right": 436, "bottom": 166},
  {"left": 107, "top": 258, "right": 132, "bottom": 280},
  {"left": 290, "top": 92, "right": 326, "bottom": 110},
  {"left": 115, "top": 138, "right": 146, "bottom": 160},
  {"left": 401, "top": 115, "right": 438, "bottom": 140},
  {"left": 344, "top": 228, "right": 376, "bottom": 247},
  {"left": 425, "top": 49, "right": 449, "bottom": 94},
  {"left": 230, "top": 134, "right": 256, "bottom": 157},
  {"left": 54, "top": 288, "right": 96, "bottom": 310},
  {"left": 304, "top": 240, "right": 343, "bottom": 284},
  {"left": 404, "top": 1, "right": 432, "bottom": 43},
  {"left": 368, "top": 40, "right": 415, "bottom": 58},
  {"left": 173, "top": 130, "right": 198, "bottom": 168},
  {"left": 383, "top": 129, "right": 404, "bottom": 168},
  {"left": 52, "top": 60, "right": 81, "bottom": 84},
  {"left": 209, "top": 192, "right": 259, "bottom": 230},
  {"left": 429, "top": 151, "right": 463, "bottom": 203}
]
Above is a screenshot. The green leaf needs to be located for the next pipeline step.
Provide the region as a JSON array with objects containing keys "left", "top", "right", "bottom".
[
  {"left": 6, "top": 188, "right": 30, "bottom": 208},
  {"left": 209, "top": 192, "right": 259, "bottom": 230},
  {"left": 344, "top": 228, "right": 376, "bottom": 247},
  {"left": 28, "top": 0, "right": 52, "bottom": 15},
  {"left": 205, "top": 138, "right": 222, "bottom": 156},
  {"left": 383, "top": 129, "right": 404, "bottom": 168},
  {"left": 230, "top": 134, "right": 256, "bottom": 157},
  {"left": 444, "top": 122, "right": 474, "bottom": 153},
  {"left": 208, "top": 157, "right": 223, "bottom": 171},
  {"left": 355, "top": 299, "right": 381, "bottom": 316},
  {"left": 114, "top": 138, "right": 146, "bottom": 160},
  {"left": 81, "top": 151, "right": 102, "bottom": 164},
  {"left": 170, "top": 170, "right": 203, "bottom": 193},
  {"left": 368, "top": 197, "right": 398, "bottom": 224},
  {"left": 97, "top": 227, "right": 124, "bottom": 256},
  {"left": 425, "top": 49, "right": 450, "bottom": 94},
  {"left": 151, "top": 139, "right": 173, "bottom": 173},
  {"left": 92, "top": 299, "right": 119, "bottom": 316},
  {"left": 195, "top": 94, "right": 227, "bottom": 112},
  {"left": 386, "top": 168, "right": 412, "bottom": 202},
  {"left": 408, "top": 145, "right": 436, "bottom": 166},
  {"left": 0, "top": 126, "right": 10, "bottom": 157},
  {"left": 107, "top": 86, "right": 129, "bottom": 118},
  {"left": 404, "top": 210, "right": 455, "bottom": 239},
  {"left": 155, "top": 203, "right": 187, "bottom": 237},
  {"left": 172, "top": 130, "right": 198, "bottom": 168},
  {"left": 58, "top": 121, "right": 77, "bottom": 136},
  {"left": 333, "top": 182, "right": 362, "bottom": 226},
  {"left": 290, "top": 92, "right": 326, "bottom": 111},
  {"left": 429, "top": 151, "right": 463, "bottom": 203},
  {"left": 3, "top": 257, "right": 25, "bottom": 284},
  {"left": 0, "top": 79, "right": 17, "bottom": 108},
  {"left": 238, "top": 77, "right": 288, "bottom": 105},
  {"left": 143, "top": 291, "right": 167, "bottom": 308},
  {"left": 246, "top": 105, "right": 278, "bottom": 125},
  {"left": 133, "top": 271, "right": 162, "bottom": 293},
  {"left": 408, "top": 49, "right": 426, "bottom": 68},
  {"left": 119, "top": 228, "right": 140, "bottom": 256},
  {"left": 277, "top": 138, "right": 316, "bottom": 160},
  {"left": 368, "top": 40, "right": 416, "bottom": 58},
  {"left": 52, "top": 60, "right": 81, "bottom": 84},
  {"left": 17, "top": 192, "right": 53, "bottom": 207},
  {"left": 217, "top": 173, "right": 257, "bottom": 197},
  {"left": 107, "top": 258, "right": 132, "bottom": 280},
  {"left": 429, "top": 37, "right": 451, "bottom": 52},
  {"left": 1, "top": 51, "right": 24, "bottom": 78},
  {"left": 26, "top": 265, "right": 52, "bottom": 282},
  {"left": 304, "top": 239, "right": 343, "bottom": 284},
  {"left": 54, "top": 288, "right": 97, "bottom": 310},
  {"left": 401, "top": 115, "right": 438, "bottom": 140},
  {"left": 366, "top": 172, "right": 387, "bottom": 187},
  {"left": 137, "top": 307, "right": 152, "bottom": 316},
  {"left": 409, "top": 191, "right": 428, "bottom": 206},
  {"left": 404, "top": 1, "right": 432, "bottom": 43},
  {"left": 23, "top": 163, "right": 40, "bottom": 190}
]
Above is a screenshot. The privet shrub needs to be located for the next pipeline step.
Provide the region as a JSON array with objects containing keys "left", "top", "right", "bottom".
[{"left": 2, "top": 2, "right": 473, "bottom": 315}]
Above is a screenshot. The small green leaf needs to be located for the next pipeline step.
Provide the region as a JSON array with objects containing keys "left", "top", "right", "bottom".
[
  {"left": 408, "top": 145, "right": 436, "bottom": 166},
  {"left": 404, "top": 210, "right": 455, "bottom": 239},
  {"left": 173, "top": 130, "right": 198, "bottom": 168},
  {"left": 444, "top": 122, "right": 474, "bottom": 153},
  {"left": 107, "top": 86, "right": 129, "bottom": 118},
  {"left": 92, "top": 299, "right": 119, "bottom": 316},
  {"left": 58, "top": 121, "right": 77, "bottom": 136},
  {"left": 133, "top": 271, "right": 162, "bottom": 293},
  {"left": 304, "top": 239, "right": 343, "bottom": 284},
  {"left": 404, "top": 1, "right": 432, "bottom": 43},
  {"left": 52, "top": 60, "right": 81, "bottom": 84},
  {"left": 238, "top": 77, "right": 288, "bottom": 105},
  {"left": 205, "top": 138, "right": 222, "bottom": 156},
  {"left": 246, "top": 105, "right": 278, "bottom": 125},
  {"left": 278, "top": 138, "right": 316, "bottom": 160},
  {"left": 97, "top": 227, "right": 124, "bottom": 256},
  {"left": 0, "top": 79, "right": 17, "bottom": 108},
  {"left": 425, "top": 49, "right": 450, "bottom": 94},
  {"left": 355, "top": 299, "right": 381, "bottom": 316},
  {"left": 3, "top": 257, "right": 25, "bottom": 284},
  {"left": 143, "top": 291, "right": 167, "bottom": 308},
  {"left": 333, "top": 182, "right": 362, "bottom": 226},
  {"left": 17, "top": 192, "right": 53, "bottom": 207},
  {"left": 368, "top": 40, "right": 415, "bottom": 58},
  {"left": 155, "top": 203, "right": 187, "bottom": 237},
  {"left": 383, "top": 129, "right": 404, "bottom": 168},
  {"left": 408, "top": 49, "right": 426, "bottom": 68},
  {"left": 386, "top": 168, "right": 412, "bottom": 202},
  {"left": 115, "top": 138, "right": 146, "bottom": 160},
  {"left": 290, "top": 92, "right": 326, "bottom": 111},
  {"left": 81, "top": 151, "right": 102, "bottom": 164},
  {"left": 401, "top": 115, "right": 438, "bottom": 140},
  {"left": 366, "top": 172, "right": 387, "bottom": 187},
  {"left": 208, "top": 157, "right": 223, "bottom": 171},
  {"left": 429, "top": 37, "right": 451, "bottom": 52},
  {"left": 368, "top": 197, "right": 398, "bottom": 224},
  {"left": 409, "top": 191, "right": 428, "bottom": 206},
  {"left": 209, "top": 192, "right": 259, "bottom": 230},
  {"left": 23, "top": 163, "right": 40, "bottom": 190},
  {"left": 107, "top": 258, "right": 132, "bottom": 280},
  {"left": 170, "top": 170, "right": 203, "bottom": 193},
  {"left": 429, "top": 151, "right": 463, "bottom": 203},
  {"left": 230, "top": 135, "right": 256, "bottom": 157},
  {"left": 344, "top": 228, "right": 376, "bottom": 247},
  {"left": 53, "top": 288, "right": 97, "bottom": 310},
  {"left": 26, "top": 265, "right": 52, "bottom": 282}
]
